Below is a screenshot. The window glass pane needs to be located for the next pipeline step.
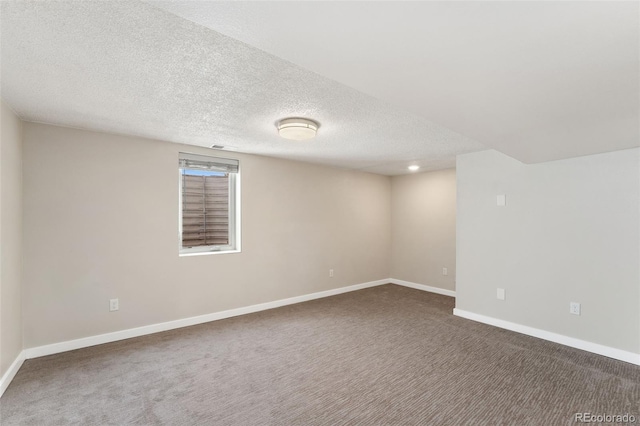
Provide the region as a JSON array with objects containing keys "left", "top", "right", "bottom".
[{"left": 181, "top": 168, "right": 230, "bottom": 248}]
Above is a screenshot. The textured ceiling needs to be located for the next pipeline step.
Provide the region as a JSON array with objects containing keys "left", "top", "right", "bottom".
[
  {"left": 150, "top": 1, "right": 640, "bottom": 164},
  {"left": 4, "top": 2, "right": 637, "bottom": 174},
  {"left": 0, "top": 1, "right": 485, "bottom": 176}
]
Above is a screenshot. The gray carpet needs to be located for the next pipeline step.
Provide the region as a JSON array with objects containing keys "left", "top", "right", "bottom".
[{"left": 1, "top": 284, "right": 638, "bottom": 425}]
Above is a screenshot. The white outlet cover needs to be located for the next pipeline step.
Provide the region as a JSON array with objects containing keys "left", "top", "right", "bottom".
[
  {"left": 497, "top": 288, "right": 506, "bottom": 300},
  {"left": 497, "top": 194, "right": 506, "bottom": 206},
  {"left": 442, "top": 267, "right": 448, "bottom": 275},
  {"left": 109, "top": 298, "right": 119, "bottom": 312},
  {"left": 570, "top": 302, "right": 581, "bottom": 315}
]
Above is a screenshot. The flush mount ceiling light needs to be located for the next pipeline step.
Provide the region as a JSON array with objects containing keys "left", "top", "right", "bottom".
[
  {"left": 408, "top": 165, "right": 420, "bottom": 171},
  {"left": 277, "top": 117, "right": 319, "bottom": 141}
]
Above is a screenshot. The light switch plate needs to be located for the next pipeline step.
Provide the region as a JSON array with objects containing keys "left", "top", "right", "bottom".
[
  {"left": 497, "top": 288, "right": 506, "bottom": 300},
  {"left": 497, "top": 194, "right": 506, "bottom": 206}
]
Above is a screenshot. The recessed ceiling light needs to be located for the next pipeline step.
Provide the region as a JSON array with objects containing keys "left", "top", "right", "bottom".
[
  {"left": 408, "top": 165, "right": 420, "bottom": 171},
  {"left": 277, "top": 117, "right": 319, "bottom": 141}
]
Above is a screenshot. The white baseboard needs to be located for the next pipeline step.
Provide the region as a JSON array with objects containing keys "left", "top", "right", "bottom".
[
  {"left": 453, "top": 308, "right": 640, "bottom": 366},
  {"left": 0, "top": 350, "right": 26, "bottom": 398},
  {"left": 24, "top": 279, "right": 455, "bottom": 361},
  {"left": 390, "top": 278, "right": 456, "bottom": 297},
  {"left": 10, "top": 282, "right": 635, "bottom": 397},
  {"left": 25, "top": 279, "right": 390, "bottom": 360}
]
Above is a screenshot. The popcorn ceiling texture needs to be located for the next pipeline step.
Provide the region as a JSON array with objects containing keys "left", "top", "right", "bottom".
[
  {"left": 147, "top": 1, "right": 639, "bottom": 166},
  {"left": 0, "top": 0, "right": 485, "bottom": 175}
]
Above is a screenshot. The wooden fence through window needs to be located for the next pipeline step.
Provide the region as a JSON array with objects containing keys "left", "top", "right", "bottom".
[{"left": 181, "top": 174, "right": 229, "bottom": 247}]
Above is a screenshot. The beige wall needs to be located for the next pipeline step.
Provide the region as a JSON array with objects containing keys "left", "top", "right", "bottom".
[
  {"left": 456, "top": 149, "right": 640, "bottom": 354},
  {"left": 7, "top": 118, "right": 637, "bottom": 363},
  {"left": 22, "top": 122, "right": 391, "bottom": 348},
  {"left": 1, "top": 100, "right": 23, "bottom": 376},
  {"left": 391, "top": 169, "right": 456, "bottom": 291}
]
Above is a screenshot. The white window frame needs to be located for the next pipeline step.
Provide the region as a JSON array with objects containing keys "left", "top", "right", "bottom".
[{"left": 178, "top": 153, "right": 241, "bottom": 256}]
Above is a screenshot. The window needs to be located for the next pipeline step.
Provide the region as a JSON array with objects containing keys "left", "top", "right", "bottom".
[{"left": 179, "top": 152, "right": 240, "bottom": 255}]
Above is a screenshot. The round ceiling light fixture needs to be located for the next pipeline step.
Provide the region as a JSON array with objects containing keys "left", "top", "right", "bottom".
[
  {"left": 277, "top": 117, "right": 319, "bottom": 141},
  {"left": 408, "top": 165, "right": 420, "bottom": 172}
]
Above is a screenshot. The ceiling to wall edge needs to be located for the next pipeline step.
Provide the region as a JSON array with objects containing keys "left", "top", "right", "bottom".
[{"left": 15, "top": 117, "right": 471, "bottom": 179}]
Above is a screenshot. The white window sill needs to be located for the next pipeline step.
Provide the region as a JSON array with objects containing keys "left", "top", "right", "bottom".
[{"left": 179, "top": 249, "right": 241, "bottom": 257}]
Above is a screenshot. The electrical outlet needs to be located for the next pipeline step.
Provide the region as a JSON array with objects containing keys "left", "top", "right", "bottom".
[
  {"left": 570, "top": 302, "right": 581, "bottom": 315},
  {"left": 497, "top": 288, "right": 506, "bottom": 300},
  {"left": 329, "top": 269, "right": 334, "bottom": 278},
  {"left": 497, "top": 194, "right": 506, "bottom": 206},
  {"left": 442, "top": 267, "right": 448, "bottom": 276},
  {"left": 109, "top": 298, "right": 119, "bottom": 312}
]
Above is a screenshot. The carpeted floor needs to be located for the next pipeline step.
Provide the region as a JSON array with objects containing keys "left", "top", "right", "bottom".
[{"left": 1, "top": 284, "right": 638, "bottom": 425}]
